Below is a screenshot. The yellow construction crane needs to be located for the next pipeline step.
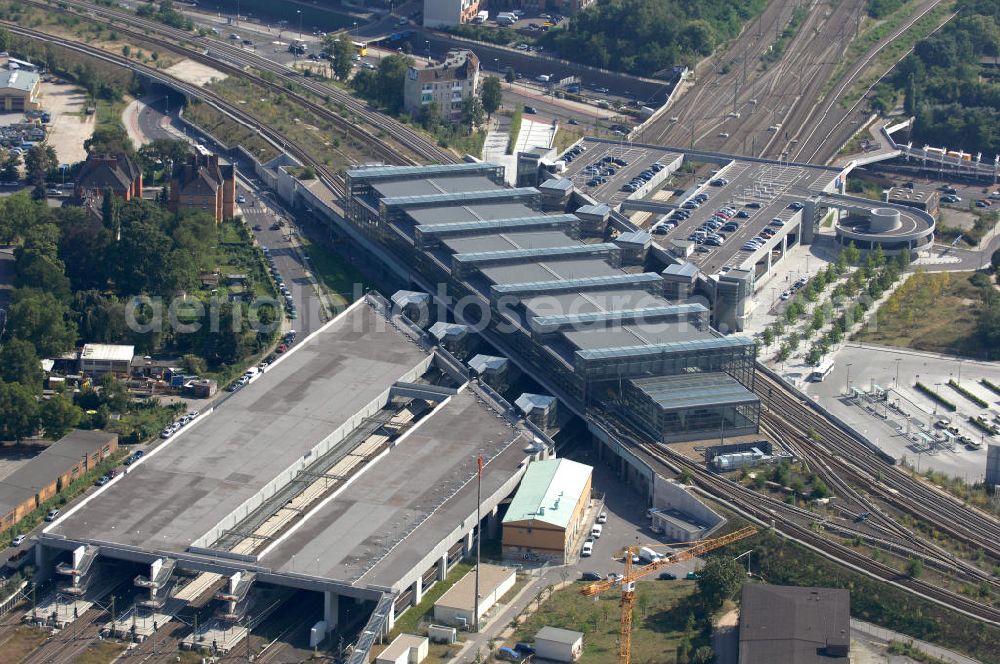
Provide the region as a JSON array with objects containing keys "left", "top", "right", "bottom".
[{"left": 580, "top": 526, "right": 759, "bottom": 664}]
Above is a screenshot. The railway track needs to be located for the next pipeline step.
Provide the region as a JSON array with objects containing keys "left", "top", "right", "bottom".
[
  {"left": 754, "top": 369, "right": 1000, "bottom": 561},
  {"left": 760, "top": 414, "right": 1000, "bottom": 590},
  {"left": 590, "top": 411, "right": 1000, "bottom": 624},
  {"left": 5, "top": 23, "right": 355, "bottom": 197},
  {"left": 28, "top": 0, "right": 454, "bottom": 166}
]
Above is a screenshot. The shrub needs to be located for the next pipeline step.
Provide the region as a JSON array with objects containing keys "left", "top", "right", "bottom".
[
  {"left": 946, "top": 379, "right": 988, "bottom": 408},
  {"left": 914, "top": 382, "right": 956, "bottom": 411}
]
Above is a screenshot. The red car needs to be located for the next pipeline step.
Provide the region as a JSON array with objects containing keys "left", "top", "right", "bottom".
[{"left": 276, "top": 343, "right": 288, "bottom": 354}]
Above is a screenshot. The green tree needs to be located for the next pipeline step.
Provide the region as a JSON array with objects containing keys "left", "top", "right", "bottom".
[
  {"left": 812, "top": 478, "right": 830, "bottom": 499},
  {"left": 908, "top": 557, "right": 924, "bottom": 578},
  {"left": 505, "top": 67, "right": 516, "bottom": 84},
  {"left": 991, "top": 248, "right": 1000, "bottom": 272},
  {"left": 5, "top": 289, "right": 78, "bottom": 356},
  {"left": 481, "top": 76, "right": 503, "bottom": 118},
  {"left": 696, "top": 556, "right": 744, "bottom": 611},
  {"left": 40, "top": 394, "right": 83, "bottom": 440},
  {"left": 0, "top": 150, "right": 20, "bottom": 184},
  {"left": 99, "top": 374, "right": 131, "bottom": 413},
  {"left": 0, "top": 381, "right": 40, "bottom": 441},
  {"left": 843, "top": 242, "right": 861, "bottom": 266},
  {"left": 327, "top": 32, "right": 354, "bottom": 80},
  {"left": 0, "top": 339, "right": 44, "bottom": 391},
  {"left": 692, "top": 646, "right": 716, "bottom": 664},
  {"left": 461, "top": 95, "right": 485, "bottom": 128},
  {"left": 761, "top": 327, "right": 774, "bottom": 347},
  {"left": 14, "top": 247, "right": 71, "bottom": 302},
  {"left": 0, "top": 26, "right": 10, "bottom": 52},
  {"left": 24, "top": 144, "right": 57, "bottom": 189},
  {"left": 376, "top": 54, "right": 413, "bottom": 113}
]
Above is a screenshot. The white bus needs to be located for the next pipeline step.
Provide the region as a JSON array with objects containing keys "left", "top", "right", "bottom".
[{"left": 810, "top": 358, "right": 834, "bottom": 382}]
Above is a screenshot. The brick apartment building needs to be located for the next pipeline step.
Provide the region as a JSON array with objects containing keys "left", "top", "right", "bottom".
[{"left": 169, "top": 148, "right": 236, "bottom": 223}]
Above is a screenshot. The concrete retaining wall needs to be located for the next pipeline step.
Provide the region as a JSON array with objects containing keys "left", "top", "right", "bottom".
[{"left": 652, "top": 475, "right": 724, "bottom": 531}]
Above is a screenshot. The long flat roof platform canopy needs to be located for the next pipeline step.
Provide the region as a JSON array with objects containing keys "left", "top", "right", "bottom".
[
  {"left": 266, "top": 389, "right": 529, "bottom": 589},
  {"left": 45, "top": 303, "right": 431, "bottom": 557}
]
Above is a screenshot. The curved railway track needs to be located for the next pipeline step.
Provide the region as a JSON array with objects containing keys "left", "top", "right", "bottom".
[
  {"left": 28, "top": 0, "right": 454, "bottom": 166},
  {"left": 754, "top": 369, "right": 1000, "bottom": 561},
  {"left": 6, "top": 24, "right": 358, "bottom": 196},
  {"left": 591, "top": 412, "right": 1000, "bottom": 625}
]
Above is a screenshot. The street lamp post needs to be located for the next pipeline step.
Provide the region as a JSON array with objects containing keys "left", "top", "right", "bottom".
[
  {"left": 298, "top": 10, "right": 303, "bottom": 42},
  {"left": 845, "top": 362, "right": 853, "bottom": 396},
  {"left": 894, "top": 357, "right": 902, "bottom": 387}
]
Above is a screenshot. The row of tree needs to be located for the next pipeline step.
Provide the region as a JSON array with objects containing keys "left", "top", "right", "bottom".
[{"left": 883, "top": 0, "right": 1000, "bottom": 155}]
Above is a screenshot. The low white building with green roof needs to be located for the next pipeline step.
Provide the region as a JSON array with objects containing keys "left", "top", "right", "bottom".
[{"left": 502, "top": 458, "right": 593, "bottom": 563}]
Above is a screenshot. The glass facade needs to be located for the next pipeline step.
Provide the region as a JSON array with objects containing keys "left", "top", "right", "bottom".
[{"left": 341, "top": 164, "right": 760, "bottom": 443}]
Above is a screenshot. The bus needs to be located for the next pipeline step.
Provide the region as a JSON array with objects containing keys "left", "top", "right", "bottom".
[
  {"left": 810, "top": 358, "right": 834, "bottom": 382},
  {"left": 352, "top": 41, "right": 368, "bottom": 57}
]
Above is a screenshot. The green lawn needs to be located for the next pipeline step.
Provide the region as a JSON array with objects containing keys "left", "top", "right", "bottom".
[
  {"left": 853, "top": 271, "right": 989, "bottom": 357},
  {"left": 0, "top": 626, "right": 51, "bottom": 664},
  {"left": 513, "top": 580, "right": 698, "bottom": 664},
  {"left": 75, "top": 640, "right": 126, "bottom": 664},
  {"left": 296, "top": 236, "right": 369, "bottom": 311}
]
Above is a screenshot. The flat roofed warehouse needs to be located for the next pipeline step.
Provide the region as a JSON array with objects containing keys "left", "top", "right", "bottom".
[
  {"left": 502, "top": 458, "right": 593, "bottom": 563},
  {"left": 40, "top": 298, "right": 546, "bottom": 641},
  {"left": 0, "top": 430, "right": 118, "bottom": 532},
  {"left": 47, "top": 304, "right": 431, "bottom": 555},
  {"left": 739, "top": 584, "right": 851, "bottom": 663}
]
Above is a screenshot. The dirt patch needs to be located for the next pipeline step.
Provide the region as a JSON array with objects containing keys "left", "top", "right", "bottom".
[
  {"left": 939, "top": 206, "right": 977, "bottom": 231},
  {"left": 163, "top": 59, "right": 228, "bottom": 88},
  {"left": 38, "top": 81, "right": 94, "bottom": 165}
]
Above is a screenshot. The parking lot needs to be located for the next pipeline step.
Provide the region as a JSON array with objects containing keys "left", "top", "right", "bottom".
[
  {"left": 805, "top": 345, "right": 1000, "bottom": 479},
  {"left": 560, "top": 138, "right": 681, "bottom": 206},
  {"left": 649, "top": 161, "right": 826, "bottom": 275},
  {"left": 565, "top": 448, "right": 704, "bottom": 582}
]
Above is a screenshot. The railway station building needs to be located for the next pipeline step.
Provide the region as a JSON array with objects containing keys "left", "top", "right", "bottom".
[
  {"left": 343, "top": 163, "right": 760, "bottom": 445},
  {"left": 38, "top": 297, "right": 555, "bottom": 659}
]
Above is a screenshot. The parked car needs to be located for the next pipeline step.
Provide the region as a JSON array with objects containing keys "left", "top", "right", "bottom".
[
  {"left": 581, "top": 571, "right": 603, "bottom": 581},
  {"left": 44, "top": 509, "right": 60, "bottom": 522},
  {"left": 514, "top": 642, "right": 536, "bottom": 656},
  {"left": 496, "top": 646, "right": 523, "bottom": 661},
  {"left": 657, "top": 572, "right": 677, "bottom": 580},
  {"left": 596, "top": 511, "right": 608, "bottom": 524},
  {"left": 581, "top": 539, "right": 594, "bottom": 557},
  {"left": 523, "top": 106, "right": 537, "bottom": 114},
  {"left": 11, "top": 535, "right": 26, "bottom": 547}
]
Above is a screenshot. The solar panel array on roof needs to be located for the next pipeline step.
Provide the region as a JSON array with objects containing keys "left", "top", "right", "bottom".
[
  {"left": 530, "top": 303, "right": 708, "bottom": 334},
  {"left": 482, "top": 257, "right": 622, "bottom": 286},
  {"left": 407, "top": 202, "right": 536, "bottom": 226},
  {"left": 381, "top": 187, "right": 538, "bottom": 209},
  {"left": 575, "top": 335, "right": 754, "bottom": 361},
  {"left": 443, "top": 229, "right": 577, "bottom": 254}
]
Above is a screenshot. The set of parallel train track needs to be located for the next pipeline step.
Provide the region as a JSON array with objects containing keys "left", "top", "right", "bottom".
[
  {"left": 11, "top": 0, "right": 457, "bottom": 198},
  {"left": 4, "top": 0, "right": 1000, "bottom": 648}
]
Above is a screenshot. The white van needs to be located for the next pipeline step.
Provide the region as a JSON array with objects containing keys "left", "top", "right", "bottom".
[
  {"left": 638, "top": 547, "right": 661, "bottom": 564},
  {"left": 590, "top": 524, "right": 603, "bottom": 539}
]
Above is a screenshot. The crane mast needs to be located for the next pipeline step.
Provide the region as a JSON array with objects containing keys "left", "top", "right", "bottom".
[{"left": 580, "top": 526, "right": 759, "bottom": 664}]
